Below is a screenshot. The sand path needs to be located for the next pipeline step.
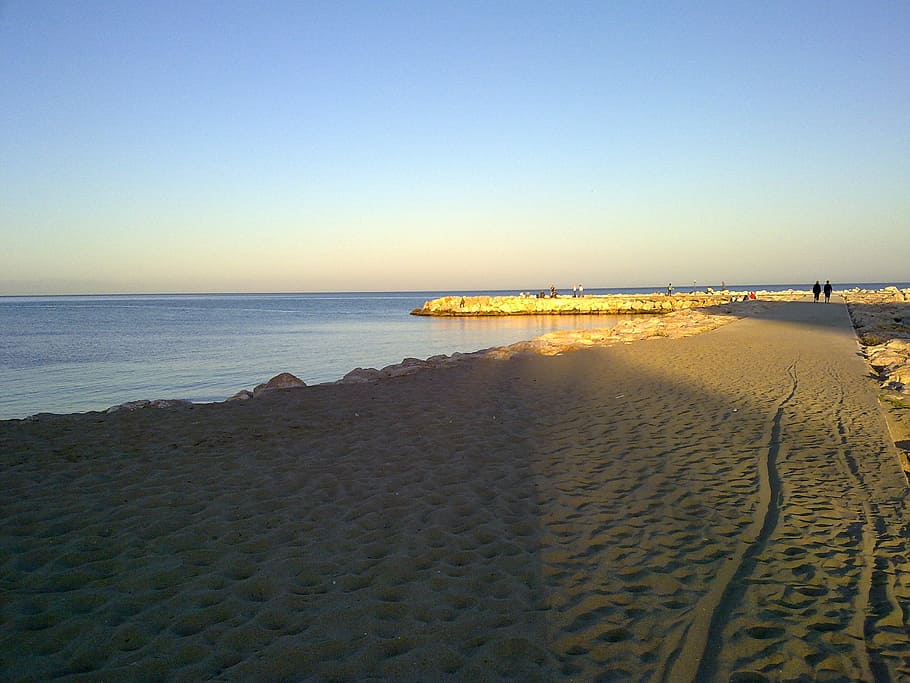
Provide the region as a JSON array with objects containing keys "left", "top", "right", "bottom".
[
  {"left": 509, "top": 299, "right": 910, "bottom": 681},
  {"left": 2, "top": 299, "right": 909, "bottom": 681}
]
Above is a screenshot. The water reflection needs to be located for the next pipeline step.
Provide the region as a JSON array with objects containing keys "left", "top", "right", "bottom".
[{"left": 419, "top": 314, "right": 647, "bottom": 355}]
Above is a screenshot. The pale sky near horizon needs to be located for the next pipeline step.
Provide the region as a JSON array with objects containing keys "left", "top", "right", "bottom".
[{"left": 1, "top": 1, "right": 908, "bottom": 295}]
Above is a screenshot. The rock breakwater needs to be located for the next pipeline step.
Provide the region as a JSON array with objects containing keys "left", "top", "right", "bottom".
[{"left": 411, "top": 293, "right": 732, "bottom": 316}]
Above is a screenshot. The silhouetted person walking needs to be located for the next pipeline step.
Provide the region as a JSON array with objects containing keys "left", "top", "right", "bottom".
[
  {"left": 823, "top": 280, "right": 832, "bottom": 303},
  {"left": 812, "top": 280, "right": 821, "bottom": 302}
]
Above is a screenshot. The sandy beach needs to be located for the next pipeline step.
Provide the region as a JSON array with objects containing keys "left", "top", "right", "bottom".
[{"left": 2, "top": 296, "right": 910, "bottom": 681}]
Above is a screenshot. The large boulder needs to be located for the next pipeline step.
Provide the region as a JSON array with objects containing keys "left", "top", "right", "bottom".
[
  {"left": 867, "top": 340, "right": 910, "bottom": 371},
  {"left": 252, "top": 372, "right": 306, "bottom": 396},
  {"left": 339, "top": 367, "right": 382, "bottom": 384},
  {"left": 378, "top": 357, "right": 429, "bottom": 378},
  {"left": 887, "top": 365, "right": 910, "bottom": 390},
  {"left": 864, "top": 340, "right": 910, "bottom": 393}
]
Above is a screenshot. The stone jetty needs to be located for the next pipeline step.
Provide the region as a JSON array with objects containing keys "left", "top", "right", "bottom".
[{"left": 411, "top": 293, "right": 732, "bottom": 316}]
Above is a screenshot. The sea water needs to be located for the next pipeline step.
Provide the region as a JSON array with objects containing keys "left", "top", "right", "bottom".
[
  {"left": 1, "top": 284, "right": 905, "bottom": 419},
  {"left": 0, "top": 290, "right": 627, "bottom": 419}
]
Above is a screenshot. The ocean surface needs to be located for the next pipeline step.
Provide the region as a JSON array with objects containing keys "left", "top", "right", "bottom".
[{"left": 1, "top": 283, "right": 905, "bottom": 420}]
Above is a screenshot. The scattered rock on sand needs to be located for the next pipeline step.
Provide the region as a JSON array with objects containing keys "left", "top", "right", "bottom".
[{"left": 106, "top": 399, "right": 193, "bottom": 413}]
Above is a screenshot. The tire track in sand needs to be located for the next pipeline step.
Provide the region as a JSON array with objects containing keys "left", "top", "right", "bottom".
[
  {"left": 663, "top": 359, "right": 798, "bottom": 682},
  {"left": 826, "top": 364, "right": 879, "bottom": 681},
  {"left": 826, "top": 363, "right": 900, "bottom": 682}
]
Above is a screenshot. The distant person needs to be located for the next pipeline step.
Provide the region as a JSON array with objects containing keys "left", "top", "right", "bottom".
[
  {"left": 823, "top": 280, "right": 832, "bottom": 303},
  {"left": 812, "top": 280, "right": 821, "bottom": 302},
  {"left": 667, "top": 283, "right": 673, "bottom": 295},
  {"left": 578, "top": 284, "right": 584, "bottom": 297}
]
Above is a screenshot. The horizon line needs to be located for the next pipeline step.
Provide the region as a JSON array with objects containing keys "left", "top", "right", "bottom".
[{"left": 3, "top": 281, "right": 909, "bottom": 299}]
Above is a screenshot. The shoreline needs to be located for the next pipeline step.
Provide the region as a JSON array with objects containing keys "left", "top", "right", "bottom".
[
  {"left": 7, "top": 286, "right": 909, "bottom": 422},
  {"left": 11, "top": 287, "right": 909, "bottom": 481},
  {"left": 98, "top": 287, "right": 910, "bottom": 480},
  {"left": 96, "top": 287, "right": 910, "bottom": 410}
]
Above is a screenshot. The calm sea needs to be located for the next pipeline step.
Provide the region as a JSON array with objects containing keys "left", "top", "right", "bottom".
[{"left": 1, "top": 283, "right": 905, "bottom": 420}]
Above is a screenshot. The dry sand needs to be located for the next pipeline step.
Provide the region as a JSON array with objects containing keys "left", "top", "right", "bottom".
[{"left": 2, "top": 298, "right": 910, "bottom": 681}]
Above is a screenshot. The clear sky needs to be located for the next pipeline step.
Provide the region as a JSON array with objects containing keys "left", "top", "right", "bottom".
[{"left": 1, "top": 1, "right": 908, "bottom": 294}]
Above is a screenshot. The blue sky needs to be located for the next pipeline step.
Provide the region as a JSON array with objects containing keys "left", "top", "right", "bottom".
[{"left": 1, "top": 1, "right": 907, "bottom": 294}]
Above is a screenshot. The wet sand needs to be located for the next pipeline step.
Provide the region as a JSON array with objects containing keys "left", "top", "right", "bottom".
[{"left": 2, "top": 298, "right": 909, "bottom": 681}]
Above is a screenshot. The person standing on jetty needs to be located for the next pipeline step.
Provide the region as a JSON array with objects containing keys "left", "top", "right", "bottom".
[
  {"left": 667, "top": 283, "right": 673, "bottom": 295},
  {"left": 824, "top": 280, "right": 832, "bottom": 303},
  {"left": 812, "top": 280, "right": 822, "bottom": 302}
]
